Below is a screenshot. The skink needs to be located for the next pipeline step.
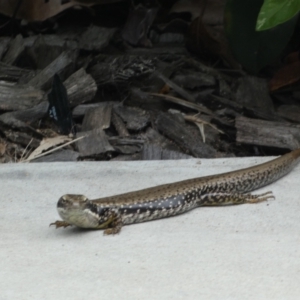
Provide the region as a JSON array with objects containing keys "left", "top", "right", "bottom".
[{"left": 51, "top": 148, "right": 300, "bottom": 234}]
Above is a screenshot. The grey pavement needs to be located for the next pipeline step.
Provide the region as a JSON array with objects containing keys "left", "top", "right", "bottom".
[{"left": 1, "top": 156, "right": 300, "bottom": 299}]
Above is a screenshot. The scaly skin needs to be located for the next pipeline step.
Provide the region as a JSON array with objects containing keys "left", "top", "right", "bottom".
[{"left": 50, "top": 148, "right": 300, "bottom": 234}]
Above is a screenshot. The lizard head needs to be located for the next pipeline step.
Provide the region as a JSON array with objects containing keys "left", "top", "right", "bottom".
[{"left": 56, "top": 194, "right": 100, "bottom": 228}]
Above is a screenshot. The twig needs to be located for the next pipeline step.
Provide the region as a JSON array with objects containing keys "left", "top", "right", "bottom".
[
  {"left": 20, "top": 138, "right": 33, "bottom": 161},
  {"left": 149, "top": 92, "right": 213, "bottom": 115},
  {"left": 184, "top": 114, "right": 224, "bottom": 134}
]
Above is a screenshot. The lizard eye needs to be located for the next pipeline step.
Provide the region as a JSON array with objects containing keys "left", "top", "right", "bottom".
[{"left": 60, "top": 195, "right": 69, "bottom": 203}]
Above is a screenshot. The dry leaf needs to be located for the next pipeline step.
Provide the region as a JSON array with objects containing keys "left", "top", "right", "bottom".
[
  {"left": 270, "top": 56, "right": 300, "bottom": 91},
  {"left": 0, "top": 0, "right": 123, "bottom": 22},
  {"left": 26, "top": 136, "right": 71, "bottom": 161}
]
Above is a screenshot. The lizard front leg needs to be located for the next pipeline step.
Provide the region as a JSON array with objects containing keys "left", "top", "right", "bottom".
[{"left": 50, "top": 220, "right": 72, "bottom": 228}]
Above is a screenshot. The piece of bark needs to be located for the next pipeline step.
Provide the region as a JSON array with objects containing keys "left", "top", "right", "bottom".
[
  {"left": 184, "top": 57, "right": 234, "bottom": 82},
  {"left": 148, "top": 90, "right": 232, "bottom": 127},
  {"left": 208, "top": 93, "right": 282, "bottom": 123},
  {"left": 88, "top": 63, "right": 115, "bottom": 85},
  {"left": 109, "top": 137, "right": 143, "bottom": 154},
  {"left": 142, "top": 142, "right": 162, "bottom": 160},
  {"left": 236, "top": 116, "right": 300, "bottom": 150},
  {"left": 25, "top": 34, "right": 75, "bottom": 50},
  {"left": 0, "top": 101, "right": 48, "bottom": 130},
  {"left": 110, "top": 153, "right": 142, "bottom": 161},
  {"left": 277, "top": 105, "right": 300, "bottom": 123},
  {"left": 0, "top": 82, "right": 44, "bottom": 111},
  {"left": 172, "top": 71, "right": 216, "bottom": 89},
  {"left": 76, "top": 128, "right": 114, "bottom": 157},
  {"left": 0, "top": 37, "right": 10, "bottom": 60},
  {"left": 79, "top": 26, "right": 116, "bottom": 51},
  {"left": 114, "top": 105, "right": 150, "bottom": 131},
  {"left": 27, "top": 51, "right": 74, "bottom": 90},
  {"left": 141, "top": 127, "right": 181, "bottom": 152},
  {"left": 5, "top": 131, "right": 40, "bottom": 148},
  {"left": 209, "top": 93, "right": 244, "bottom": 111},
  {"left": 149, "top": 60, "right": 179, "bottom": 85},
  {"left": 2, "top": 34, "right": 25, "bottom": 65},
  {"left": 82, "top": 103, "right": 112, "bottom": 131},
  {"left": 111, "top": 110, "right": 129, "bottom": 137},
  {"left": 111, "top": 143, "right": 142, "bottom": 155},
  {"left": 32, "top": 150, "right": 79, "bottom": 162},
  {"left": 0, "top": 140, "right": 26, "bottom": 162},
  {"left": 161, "top": 148, "right": 193, "bottom": 159},
  {"left": 129, "top": 87, "right": 167, "bottom": 112},
  {"left": 142, "top": 127, "right": 167, "bottom": 145},
  {"left": 218, "top": 79, "right": 233, "bottom": 98},
  {"left": 26, "top": 34, "right": 78, "bottom": 69},
  {"left": 26, "top": 34, "right": 78, "bottom": 50},
  {"left": 142, "top": 143, "right": 192, "bottom": 160},
  {"left": 89, "top": 54, "right": 156, "bottom": 85},
  {"left": 72, "top": 102, "right": 115, "bottom": 118},
  {"left": 27, "top": 35, "right": 65, "bottom": 69},
  {"left": 64, "top": 68, "right": 97, "bottom": 108},
  {"left": 156, "top": 72, "right": 196, "bottom": 103},
  {"left": 150, "top": 31, "right": 185, "bottom": 44},
  {"left": 130, "top": 60, "right": 179, "bottom": 110},
  {"left": 235, "top": 76, "right": 275, "bottom": 116},
  {"left": 125, "top": 44, "right": 187, "bottom": 56},
  {"left": 155, "top": 112, "right": 217, "bottom": 158},
  {"left": 121, "top": 5, "right": 158, "bottom": 47},
  {"left": 0, "top": 62, "right": 35, "bottom": 82}
]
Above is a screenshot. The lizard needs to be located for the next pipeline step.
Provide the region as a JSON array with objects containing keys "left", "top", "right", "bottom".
[{"left": 50, "top": 148, "right": 300, "bottom": 234}]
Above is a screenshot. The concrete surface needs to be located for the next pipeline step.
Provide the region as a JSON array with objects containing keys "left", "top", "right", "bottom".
[{"left": 1, "top": 156, "right": 300, "bottom": 300}]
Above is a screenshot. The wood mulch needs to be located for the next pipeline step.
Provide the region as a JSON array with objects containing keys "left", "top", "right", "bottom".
[{"left": 0, "top": 5, "right": 299, "bottom": 163}]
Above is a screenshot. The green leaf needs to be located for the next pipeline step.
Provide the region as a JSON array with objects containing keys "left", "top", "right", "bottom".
[
  {"left": 225, "top": 0, "right": 298, "bottom": 73},
  {"left": 256, "top": 0, "right": 300, "bottom": 31}
]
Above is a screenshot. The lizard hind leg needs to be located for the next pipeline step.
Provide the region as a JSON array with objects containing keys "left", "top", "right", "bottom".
[
  {"left": 198, "top": 191, "right": 275, "bottom": 206},
  {"left": 243, "top": 191, "right": 274, "bottom": 204}
]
